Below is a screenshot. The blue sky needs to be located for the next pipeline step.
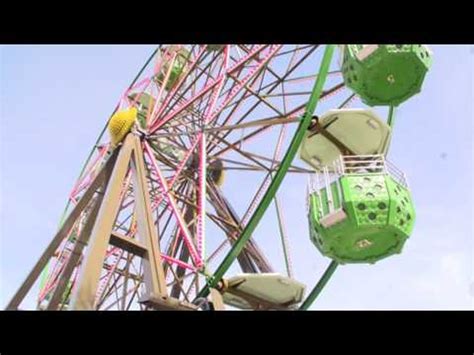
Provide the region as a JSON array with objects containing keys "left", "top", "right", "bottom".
[{"left": 0, "top": 45, "right": 472, "bottom": 310}]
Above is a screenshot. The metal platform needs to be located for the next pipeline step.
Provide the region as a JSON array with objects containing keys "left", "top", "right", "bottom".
[
  {"left": 221, "top": 273, "right": 305, "bottom": 310},
  {"left": 300, "top": 109, "right": 391, "bottom": 171}
]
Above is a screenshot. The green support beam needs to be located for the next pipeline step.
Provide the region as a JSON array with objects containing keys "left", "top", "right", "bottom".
[
  {"left": 299, "top": 260, "right": 338, "bottom": 310},
  {"left": 387, "top": 105, "right": 396, "bottom": 128},
  {"left": 384, "top": 105, "right": 396, "bottom": 157},
  {"left": 195, "top": 44, "right": 336, "bottom": 300}
]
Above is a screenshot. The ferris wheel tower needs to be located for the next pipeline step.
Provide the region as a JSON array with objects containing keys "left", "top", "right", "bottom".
[{"left": 6, "top": 44, "right": 431, "bottom": 311}]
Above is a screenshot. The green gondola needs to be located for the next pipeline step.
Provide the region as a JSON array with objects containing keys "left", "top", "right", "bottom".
[
  {"left": 341, "top": 45, "right": 432, "bottom": 106},
  {"left": 307, "top": 155, "right": 415, "bottom": 264}
]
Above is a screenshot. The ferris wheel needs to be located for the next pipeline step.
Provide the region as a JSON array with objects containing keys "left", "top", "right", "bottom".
[{"left": 6, "top": 44, "right": 431, "bottom": 311}]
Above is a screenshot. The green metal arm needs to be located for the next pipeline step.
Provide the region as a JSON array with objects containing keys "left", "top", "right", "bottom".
[
  {"left": 382, "top": 105, "right": 397, "bottom": 158},
  {"left": 299, "top": 260, "right": 338, "bottom": 310},
  {"left": 387, "top": 105, "right": 396, "bottom": 128},
  {"left": 194, "top": 44, "right": 336, "bottom": 300}
]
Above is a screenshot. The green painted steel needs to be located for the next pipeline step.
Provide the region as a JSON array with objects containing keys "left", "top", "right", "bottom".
[
  {"left": 299, "top": 260, "right": 338, "bottom": 310},
  {"left": 384, "top": 106, "right": 396, "bottom": 154},
  {"left": 387, "top": 105, "right": 396, "bottom": 128},
  {"left": 194, "top": 45, "right": 336, "bottom": 300},
  {"left": 308, "top": 173, "right": 415, "bottom": 264},
  {"left": 342, "top": 45, "right": 432, "bottom": 106}
]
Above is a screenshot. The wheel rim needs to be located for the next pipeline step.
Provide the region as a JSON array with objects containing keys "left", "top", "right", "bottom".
[{"left": 38, "top": 45, "right": 358, "bottom": 310}]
